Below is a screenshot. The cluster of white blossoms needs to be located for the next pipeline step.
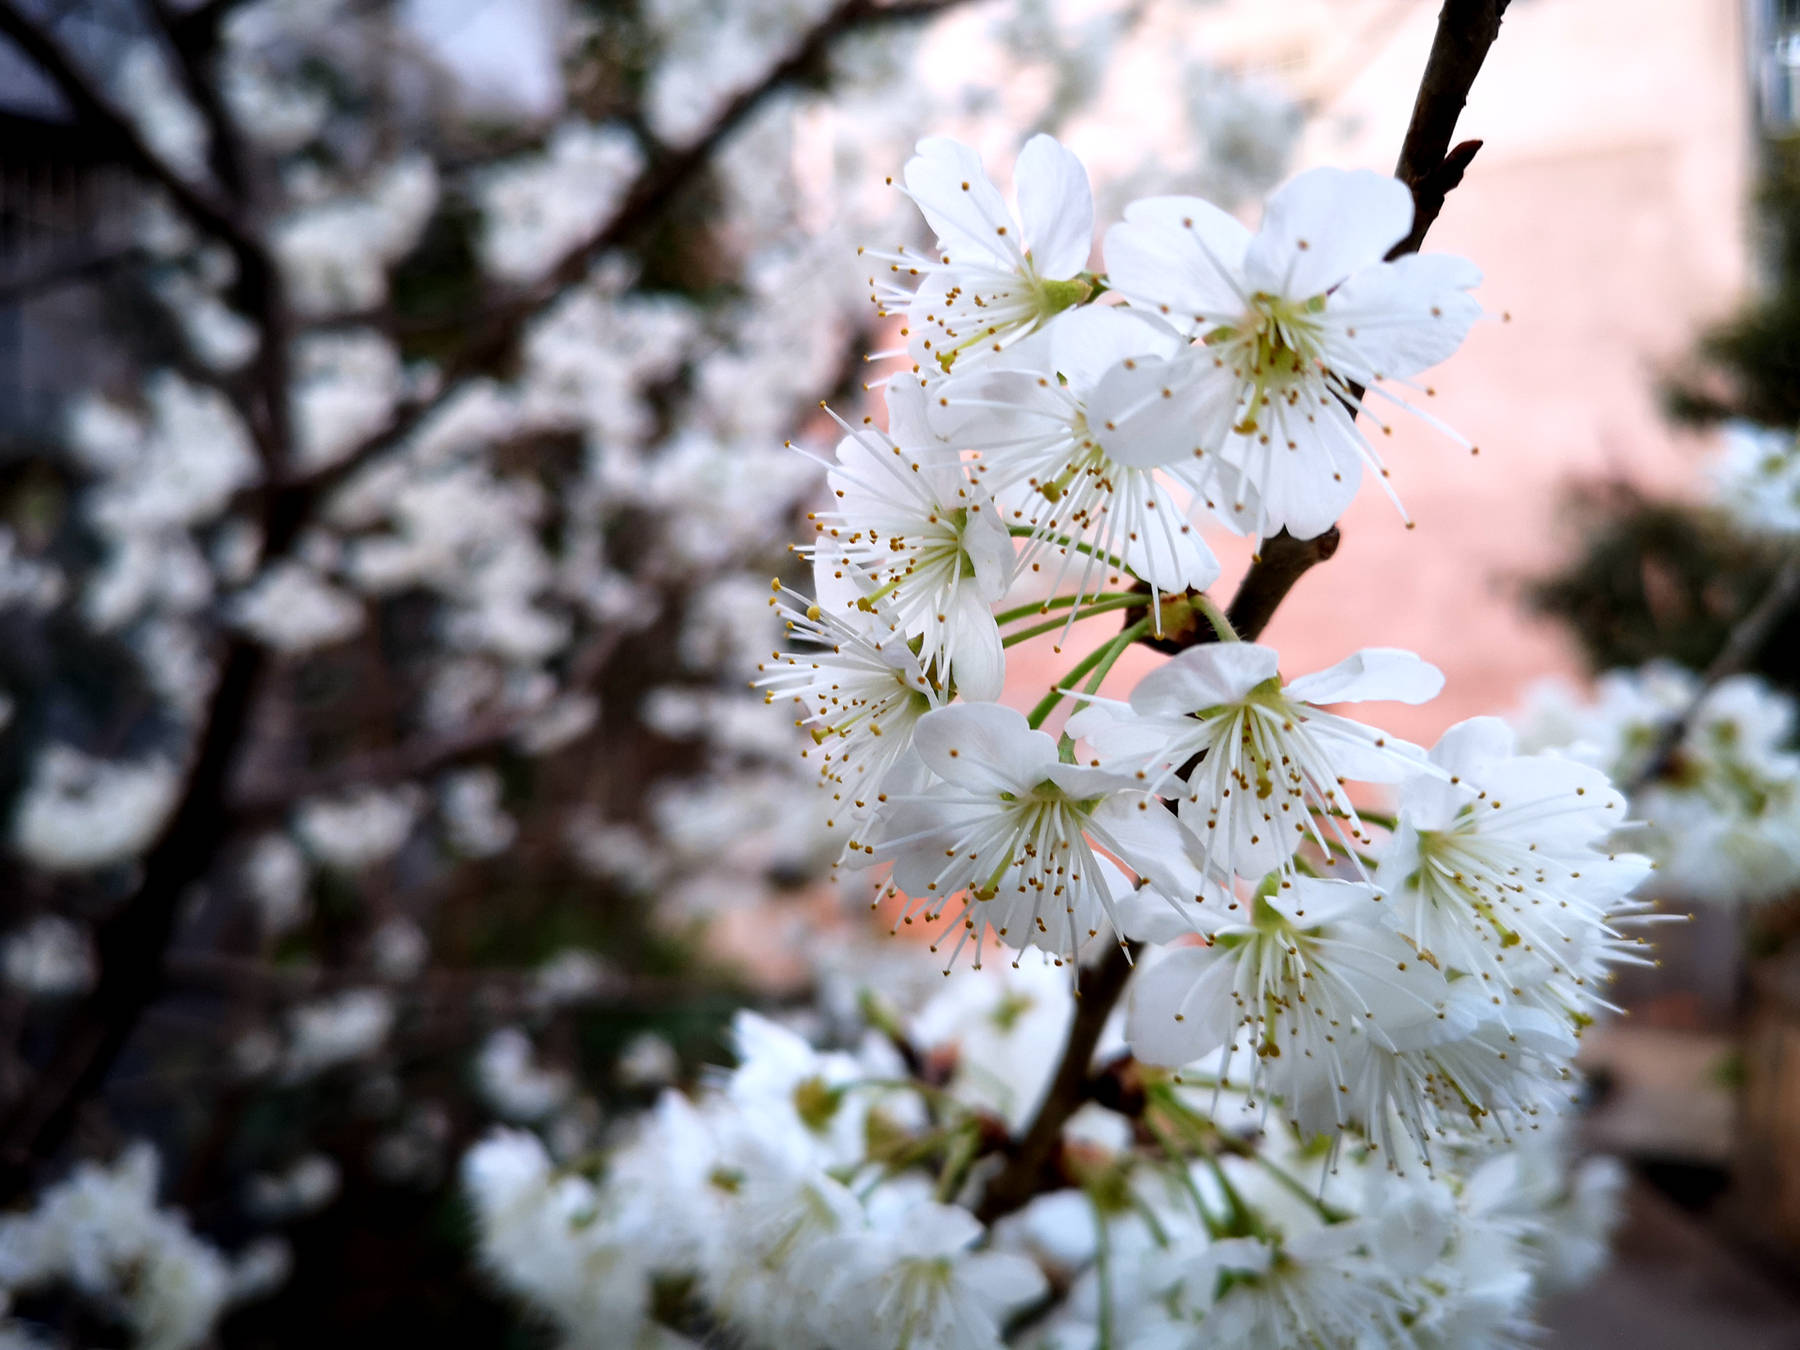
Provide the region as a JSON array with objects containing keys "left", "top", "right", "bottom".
[
  {"left": 1517, "top": 662, "right": 1800, "bottom": 907},
  {"left": 464, "top": 980, "right": 1627, "bottom": 1350},
  {"left": 0, "top": 1144, "right": 285, "bottom": 1349},
  {"left": 1, "top": 1, "right": 1343, "bottom": 1343},
  {"left": 459, "top": 135, "right": 1657, "bottom": 1349},
  {"left": 1511, "top": 408, "right": 1800, "bottom": 910},
  {"left": 1714, "top": 421, "right": 1800, "bottom": 538}
]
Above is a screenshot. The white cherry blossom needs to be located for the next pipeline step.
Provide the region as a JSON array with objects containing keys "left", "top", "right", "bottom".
[
  {"left": 803, "top": 384, "right": 1013, "bottom": 701},
  {"left": 1100, "top": 167, "right": 1483, "bottom": 538},
  {"left": 1125, "top": 877, "right": 1454, "bottom": 1123},
  {"left": 867, "top": 134, "right": 1095, "bottom": 375},
  {"left": 821, "top": 1186, "right": 1048, "bottom": 1350},
  {"left": 929, "top": 304, "right": 1235, "bottom": 625},
  {"left": 756, "top": 576, "right": 945, "bottom": 823},
  {"left": 855, "top": 702, "right": 1207, "bottom": 970},
  {"left": 1714, "top": 420, "right": 1800, "bottom": 537},
  {"left": 1376, "top": 718, "right": 1653, "bottom": 989},
  {"left": 1141, "top": 1215, "right": 1429, "bottom": 1350},
  {"left": 1296, "top": 978, "right": 1586, "bottom": 1160},
  {"left": 1071, "top": 642, "right": 1441, "bottom": 883}
]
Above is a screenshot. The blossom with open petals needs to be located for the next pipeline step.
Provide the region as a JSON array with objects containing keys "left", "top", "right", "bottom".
[
  {"left": 1071, "top": 642, "right": 1441, "bottom": 883},
  {"left": 1100, "top": 167, "right": 1482, "bottom": 538},
  {"left": 1375, "top": 718, "right": 1652, "bottom": 990},
  {"left": 867, "top": 135, "right": 1095, "bottom": 375},
  {"left": 855, "top": 702, "right": 1206, "bottom": 970},
  {"left": 803, "top": 384, "right": 1013, "bottom": 701},
  {"left": 1125, "top": 878, "right": 1453, "bottom": 1121},
  {"left": 755, "top": 575, "right": 943, "bottom": 823},
  {"left": 929, "top": 304, "right": 1235, "bottom": 628}
]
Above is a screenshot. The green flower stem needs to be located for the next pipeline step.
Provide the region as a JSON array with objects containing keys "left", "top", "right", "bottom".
[
  {"left": 934, "top": 1119, "right": 983, "bottom": 1202},
  {"left": 1191, "top": 591, "right": 1239, "bottom": 643},
  {"left": 1000, "top": 593, "right": 1148, "bottom": 648},
  {"left": 1083, "top": 618, "right": 1153, "bottom": 693},
  {"left": 1021, "top": 617, "right": 1153, "bottom": 731},
  {"left": 993, "top": 590, "right": 1141, "bottom": 628},
  {"left": 1141, "top": 1113, "right": 1228, "bottom": 1240},
  {"left": 1089, "top": 1186, "right": 1117, "bottom": 1350},
  {"left": 1212, "top": 1129, "right": 1351, "bottom": 1225},
  {"left": 1006, "top": 525, "right": 1127, "bottom": 573},
  {"left": 1025, "top": 645, "right": 1110, "bottom": 728}
]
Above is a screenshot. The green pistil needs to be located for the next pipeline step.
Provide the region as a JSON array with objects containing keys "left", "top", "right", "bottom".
[{"left": 1213, "top": 291, "right": 1327, "bottom": 435}]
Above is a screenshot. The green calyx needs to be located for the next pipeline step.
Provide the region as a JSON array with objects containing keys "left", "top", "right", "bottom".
[
  {"left": 1036, "top": 274, "right": 1094, "bottom": 315},
  {"left": 792, "top": 1074, "right": 845, "bottom": 1132}
]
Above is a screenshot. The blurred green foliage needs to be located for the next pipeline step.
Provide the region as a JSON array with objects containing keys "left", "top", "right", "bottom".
[{"left": 1531, "top": 140, "right": 1800, "bottom": 691}]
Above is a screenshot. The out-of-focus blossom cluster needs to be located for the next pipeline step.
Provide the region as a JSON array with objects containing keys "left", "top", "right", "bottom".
[
  {"left": 1518, "top": 665, "right": 1800, "bottom": 907},
  {"left": 0, "top": 1145, "right": 285, "bottom": 1349},
  {"left": 1512, "top": 417, "right": 1800, "bottom": 909},
  {"left": 464, "top": 987, "right": 1626, "bottom": 1350},
  {"left": 1714, "top": 421, "right": 1800, "bottom": 538}
]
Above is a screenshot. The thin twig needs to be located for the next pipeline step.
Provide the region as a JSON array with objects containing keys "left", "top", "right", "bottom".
[
  {"left": 0, "top": 3, "right": 255, "bottom": 254},
  {"left": 149, "top": 0, "right": 247, "bottom": 197},
  {"left": 1388, "top": 0, "right": 1511, "bottom": 257},
  {"left": 1222, "top": 528, "right": 1344, "bottom": 645},
  {"left": 972, "top": 942, "right": 1138, "bottom": 1224},
  {"left": 1627, "top": 549, "right": 1800, "bottom": 794}
]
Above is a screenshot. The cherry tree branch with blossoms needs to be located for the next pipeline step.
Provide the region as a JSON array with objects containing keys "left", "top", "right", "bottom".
[
  {"left": 977, "top": 0, "right": 1512, "bottom": 1225},
  {"left": 619, "top": 0, "right": 1671, "bottom": 1340},
  {"left": 0, "top": 0, "right": 1689, "bottom": 1341}
]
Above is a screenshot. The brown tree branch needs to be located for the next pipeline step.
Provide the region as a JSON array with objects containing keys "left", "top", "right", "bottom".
[
  {"left": 0, "top": 1, "right": 299, "bottom": 486},
  {"left": 0, "top": 639, "right": 266, "bottom": 1195},
  {"left": 1388, "top": 0, "right": 1510, "bottom": 255},
  {"left": 0, "top": 3, "right": 255, "bottom": 255},
  {"left": 973, "top": 941, "right": 1137, "bottom": 1223},
  {"left": 149, "top": 0, "right": 248, "bottom": 198},
  {"left": 974, "top": 0, "right": 1511, "bottom": 1228}
]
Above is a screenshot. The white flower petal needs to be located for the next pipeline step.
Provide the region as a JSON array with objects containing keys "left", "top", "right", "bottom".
[
  {"left": 1125, "top": 944, "right": 1234, "bottom": 1066},
  {"left": 903, "top": 137, "right": 1021, "bottom": 270},
  {"left": 912, "top": 701, "right": 1050, "bottom": 794},
  {"left": 1104, "top": 195, "right": 1251, "bottom": 323},
  {"left": 1284, "top": 648, "right": 1444, "bottom": 707},
  {"left": 943, "top": 584, "right": 1005, "bottom": 703},
  {"left": 1015, "top": 133, "right": 1094, "bottom": 279},
  {"left": 1046, "top": 304, "right": 1179, "bottom": 392},
  {"left": 1085, "top": 352, "right": 1238, "bottom": 471},
  {"left": 1429, "top": 715, "right": 1517, "bottom": 777},
  {"left": 1319, "top": 251, "right": 1484, "bottom": 381},
  {"left": 1129, "top": 643, "right": 1280, "bottom": 717},
  {"left": 1243, "top": 167, "right": 1413, "bottom": 299}
]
